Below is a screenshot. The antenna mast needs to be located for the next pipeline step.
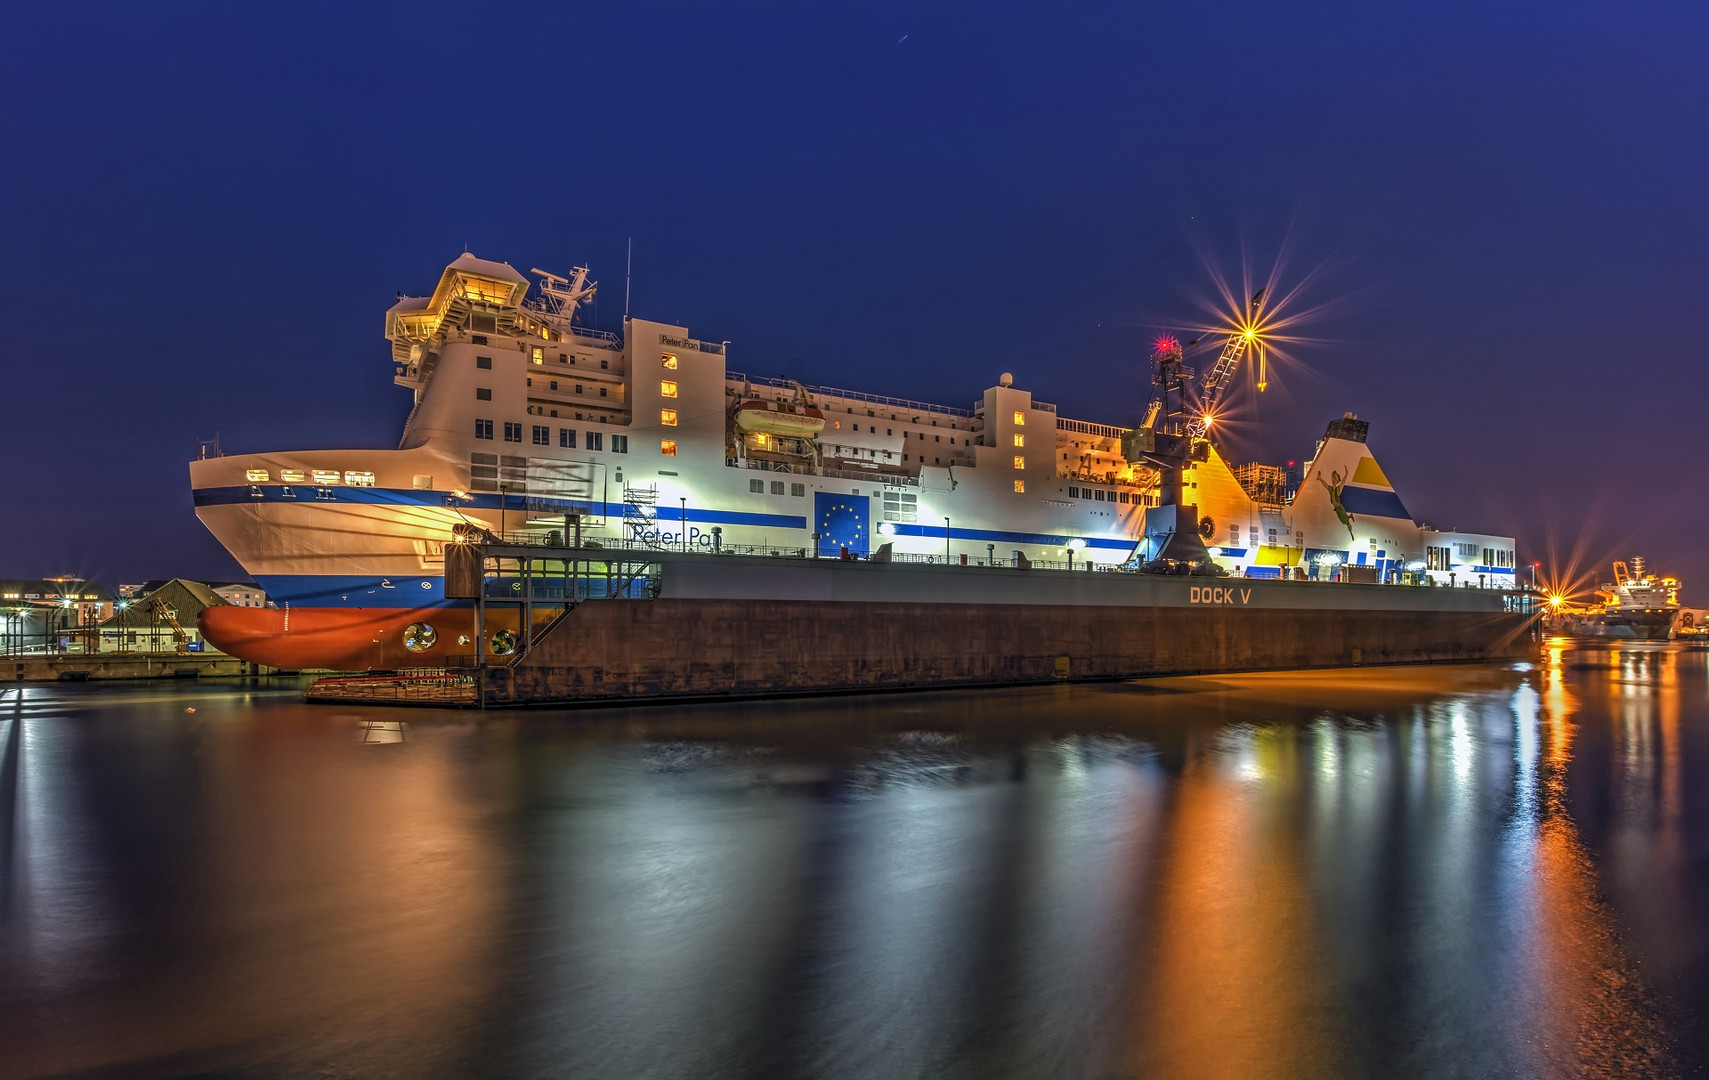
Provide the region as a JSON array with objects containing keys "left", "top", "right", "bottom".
[{"left": 624, "top": 237, "right": 632, "bottom": 323}]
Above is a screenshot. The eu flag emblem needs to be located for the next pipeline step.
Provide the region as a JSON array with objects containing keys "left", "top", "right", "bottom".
[{"left": 814, "top": 491, "right": 869, "bottom": 557}]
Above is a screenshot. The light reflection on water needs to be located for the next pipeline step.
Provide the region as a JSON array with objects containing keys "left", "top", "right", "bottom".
[{"left": 1, "top": 644, "right": 1706, "bottom": 1078}]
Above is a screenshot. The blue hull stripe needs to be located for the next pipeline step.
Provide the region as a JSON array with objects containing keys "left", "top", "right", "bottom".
[{"left": 256, "top": 574, "right": 461, "bottom": 609}]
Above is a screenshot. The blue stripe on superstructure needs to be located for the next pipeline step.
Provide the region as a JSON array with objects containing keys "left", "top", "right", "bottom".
[
  {"left": 192, "top": 486, "right": 807, "bottom": 529},
  {"left": 881, "top": 522, "right": 1133, "bottom": 551},
  {"left": 1337, "top": 485, "right": 1411, "bottom": 521}
]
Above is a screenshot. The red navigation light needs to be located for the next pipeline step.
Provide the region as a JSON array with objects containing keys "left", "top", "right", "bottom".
[{"left": 1152, "top": 335, "right": 1180, "bottom": 357}]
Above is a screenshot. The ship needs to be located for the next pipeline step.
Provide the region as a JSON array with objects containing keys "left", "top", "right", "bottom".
[
  {"left": 190, "top": 253, "right": 1525, "bottom": 672},
  {"left": 1567, "top": 558, "right": 1681, "bottom": 640}
]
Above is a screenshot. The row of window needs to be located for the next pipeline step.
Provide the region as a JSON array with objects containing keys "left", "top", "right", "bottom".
[
  {"left": 509, "top": 350, "right": 611, "bottom": 370},
  {"left": 474, "top": 421, "right": 631, "bottom": 454},
  {"left": 749, "top": 479, "right": 809, "bottom": 497},
  {"left": 244, "top": 468, "right": 376, "bottom": 486},
  {"left": 1065, "top": 485, "right": 1157, "bottom": 506},
  {"left": 829, "top": 421, "right": 969, "bottom": 446}
]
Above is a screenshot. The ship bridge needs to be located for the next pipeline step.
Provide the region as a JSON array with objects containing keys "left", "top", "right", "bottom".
[{"left": 385, "top": 253, "right": 531, "bottom": 368}]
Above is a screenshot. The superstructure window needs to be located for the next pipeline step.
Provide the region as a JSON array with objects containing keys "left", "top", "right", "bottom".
[
  {"left": 1013, "top": 434, "right": 1024, "bottom": 447},
  {"left": 476, "top": 388, "right": 492, "bottom": 401},
  {"left": 532, "top": 425, "right": 549, "bottom": 445},
  {"left": 750, "top": 479, "right": 764, "bottom": 493},
  {"left": 503, "top": 422, "right": 522, "bottom": 443},
  {"left": 1013, "top": 456, "right": 1025, "bottom": 470},
  {"left": 661, "top": 409, "right": 678, "bottom": 426},
  {"left": 531, "top": 346, "right": 544, "bottom": 365},
  {"left": 586, "top": 432, "right": 602, "bottom": 451},
  {"left": 662, "top": 353, "right": 678, "bottom": 369},
  {"left": 1014, "top": 480, "right": 1025, "bottom": 493},
  {"left": 791, "top": 483, "right": 805, "bottom": 497},
  {"left": 476, "top": 355, "right": 492, "bottom": 369},
  {"left": 281, "top": 469, "right": 305, "bottom": 482},
  {"left": 599, "top": 387, "right": 607, "bottom": 397},
  {"left": 560, "top": 429, "right": 576, "bottom": 448},
  {"left": 661, "top": 440, "right": 677, "bottom": 456},
  {"left": 661, "top": 380, "right": 678, "bottom": 398},
  {"left": 1013, "top": 411, "right": 1025, "bottom": 425},
  {"left": 770, "top": 481, "right": 785, "bottom": 495},
  {"left": 311, "top": 470, "right": 341, "bottom": 485},
  {"left": 245, "top": 469, "right": 270, "bottom": 482},
  {"left": 475, "top": 419, "right": 494, "bottom": 440},
  {"left": 612, "top": 435, "right": 628, "bottom": 453},
  {"left": 344, "top": 471, "right": 376, "bottom": 487}
]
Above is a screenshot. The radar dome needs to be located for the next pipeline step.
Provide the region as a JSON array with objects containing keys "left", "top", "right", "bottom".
[{"left": 999, "top": 372, "right": 1013, "bottom": 388}]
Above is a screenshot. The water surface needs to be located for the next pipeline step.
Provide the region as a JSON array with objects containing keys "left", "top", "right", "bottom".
[{"left": 3, "top": 641, "right": 1707, "bottom": 1078}]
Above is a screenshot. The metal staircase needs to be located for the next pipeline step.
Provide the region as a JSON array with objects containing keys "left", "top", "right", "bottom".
[{"left": 623, "top": 483, "right": 662, "bottom": 545}]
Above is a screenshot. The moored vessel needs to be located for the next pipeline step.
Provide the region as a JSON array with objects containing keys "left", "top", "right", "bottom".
[
  {"left": 1561, "top": 558, "right": 1681, "bottom": 640},
  {"left": 190, "top": 252, "right": 1529, "bottom": 673}
]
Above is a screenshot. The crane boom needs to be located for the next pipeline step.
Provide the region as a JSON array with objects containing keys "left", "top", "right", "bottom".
[{"left": 1186, "top": 288, "right": 1265, "bottom": 438}]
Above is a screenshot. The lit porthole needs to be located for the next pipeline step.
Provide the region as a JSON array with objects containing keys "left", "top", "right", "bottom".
[
  {"left": 489, "top": 629, "right": 517, "bottom": 656},
  {"left": 403, "top": 622, "right": 437, "bottom": 652},
  {"left": 457, "top": 635, "right": 471, "bottom": 646}
]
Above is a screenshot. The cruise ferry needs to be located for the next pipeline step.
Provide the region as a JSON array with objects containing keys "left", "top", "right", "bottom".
[{"left": 190, "top": 253, "right": 1520, "bottom": 670}]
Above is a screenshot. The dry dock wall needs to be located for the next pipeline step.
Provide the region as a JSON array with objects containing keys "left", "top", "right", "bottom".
[{"left": 483, "top": 559, "right": 1533, "bottom": 705}]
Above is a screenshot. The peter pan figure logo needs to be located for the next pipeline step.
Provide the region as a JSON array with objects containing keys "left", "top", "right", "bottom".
[{"left": 1318, "top": 468, "right": 1356, "bottom": 539}]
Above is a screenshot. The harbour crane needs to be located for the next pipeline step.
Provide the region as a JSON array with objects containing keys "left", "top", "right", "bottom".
[{"left": 1119, "top": 287, "right": 1272, "bottom": 568}]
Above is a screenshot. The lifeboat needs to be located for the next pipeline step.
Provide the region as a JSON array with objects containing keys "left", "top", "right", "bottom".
[{"left": 733, "top": 399, "right": 826, "bottom": 438}]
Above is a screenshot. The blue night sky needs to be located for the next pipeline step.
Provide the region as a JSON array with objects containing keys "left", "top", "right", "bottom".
[{"left": 2, "top": 3, "right": 1705, "bottom": 598}]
